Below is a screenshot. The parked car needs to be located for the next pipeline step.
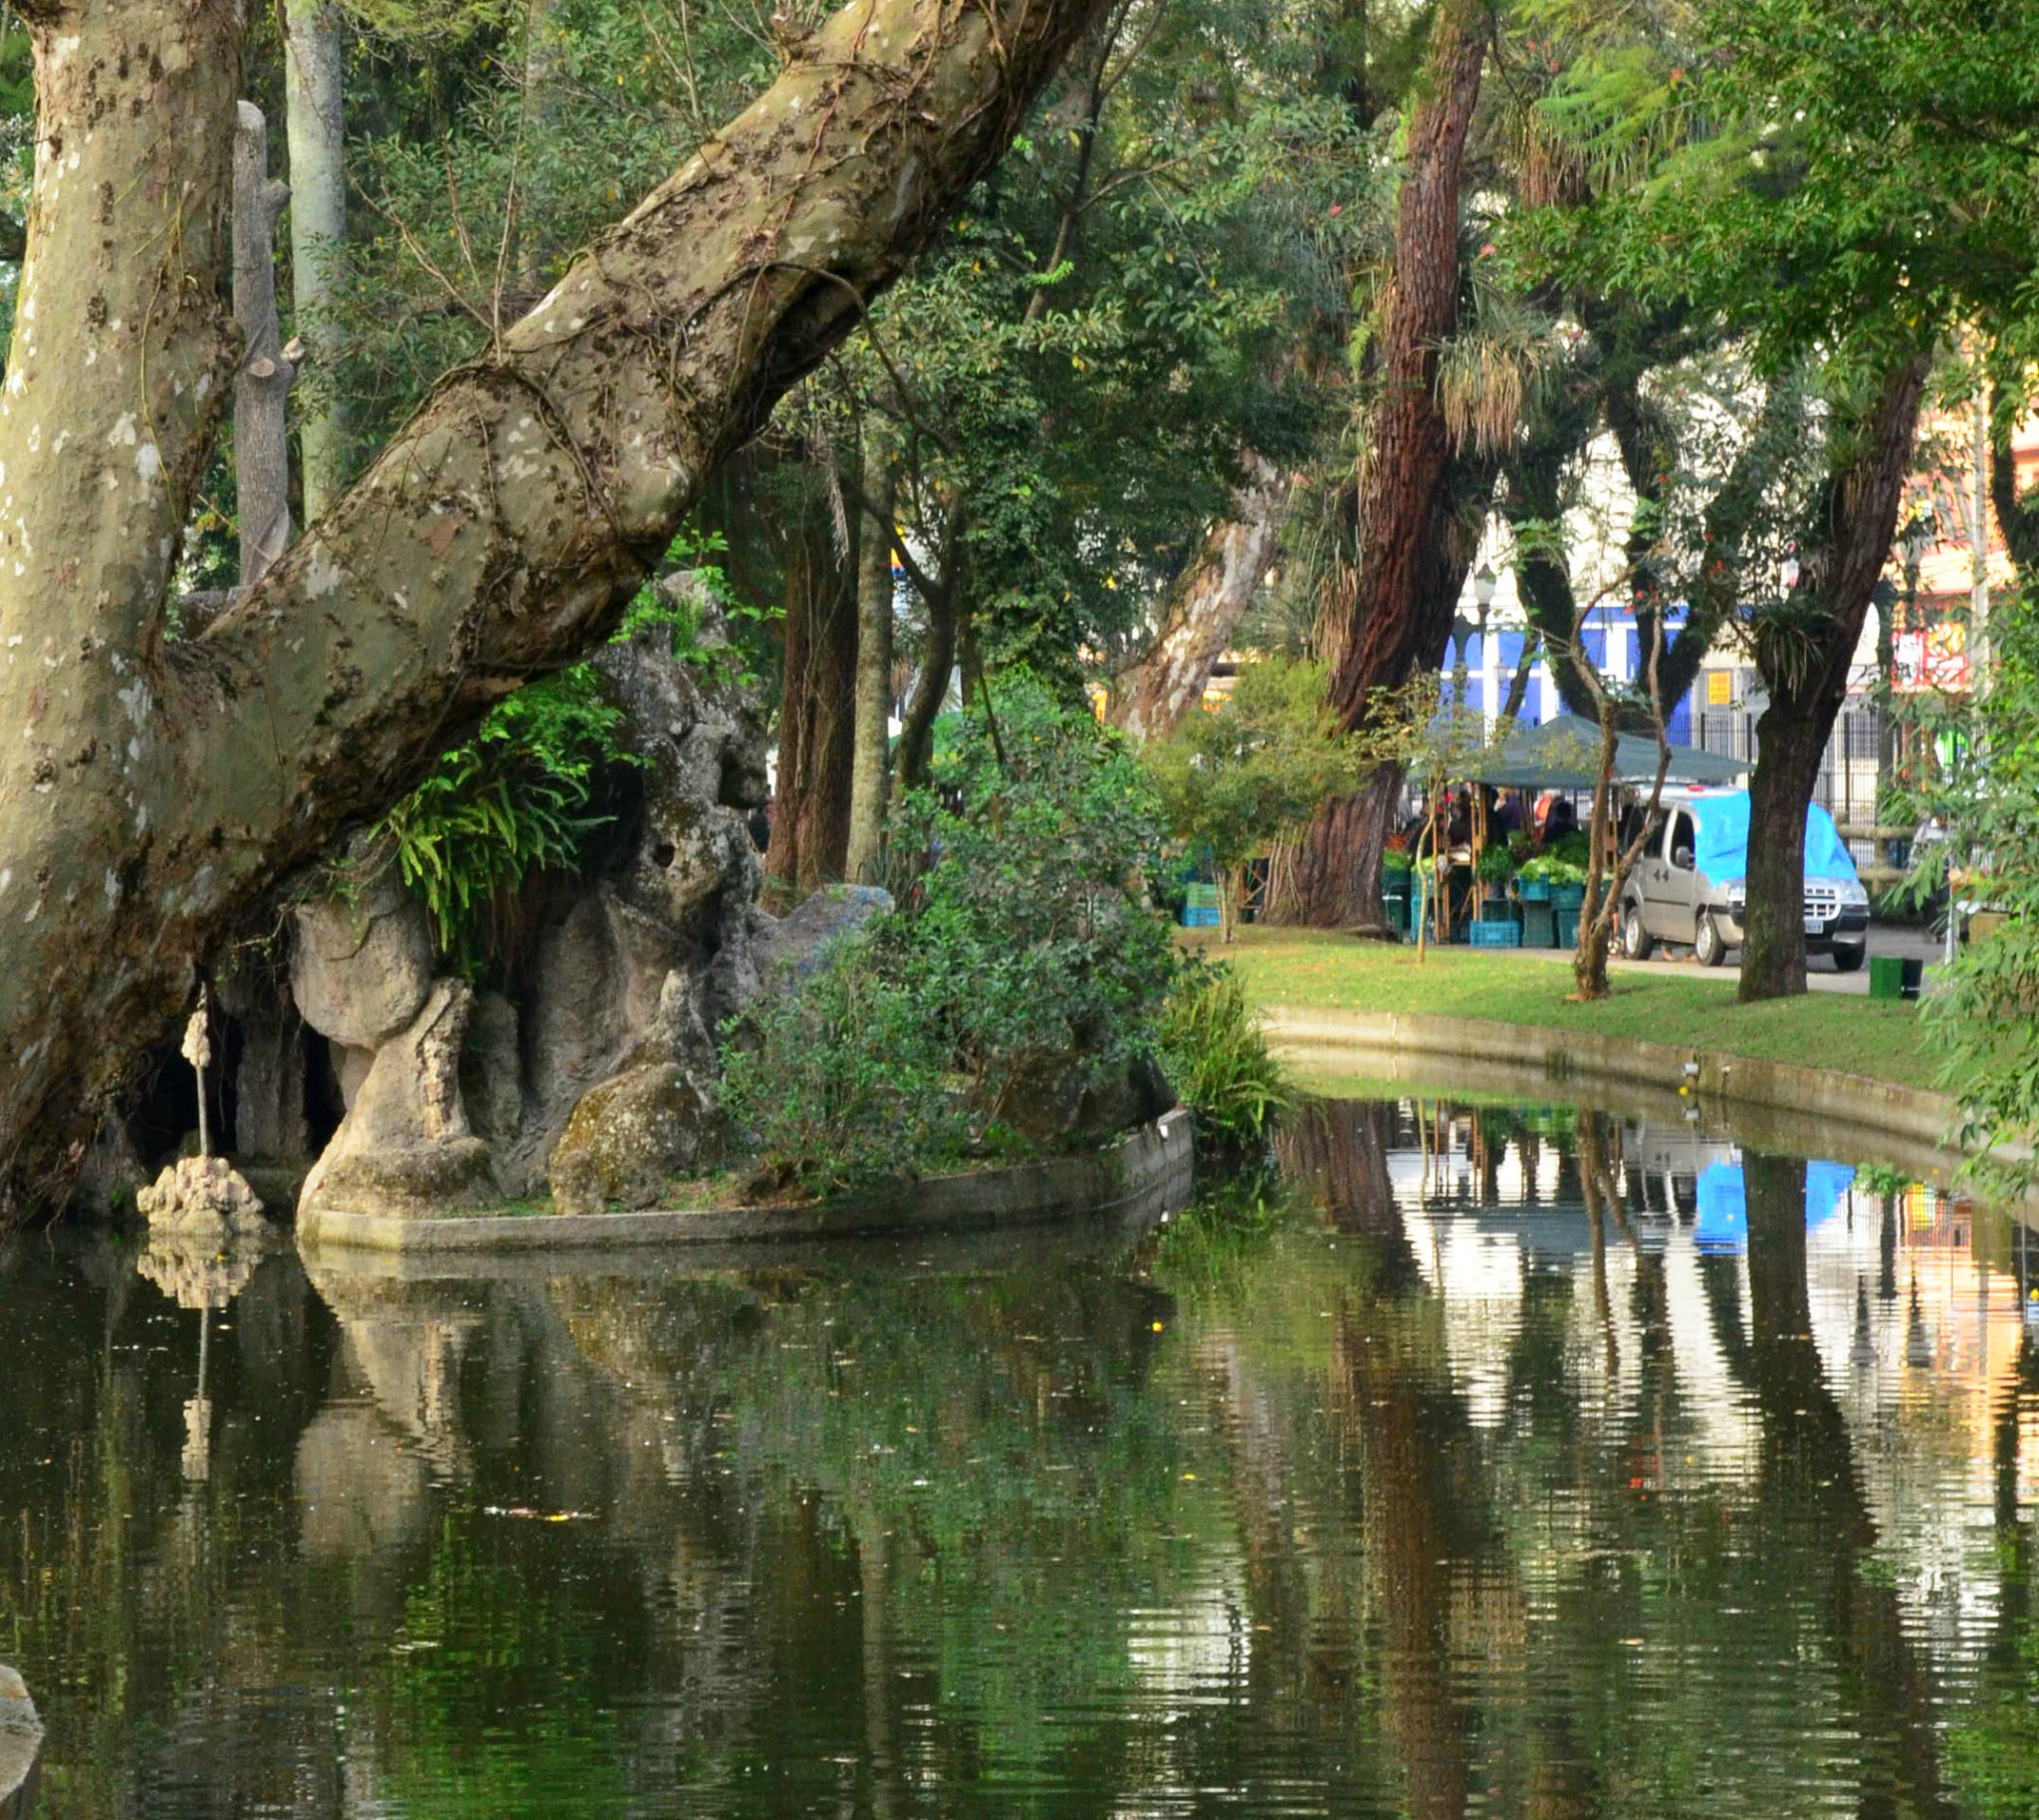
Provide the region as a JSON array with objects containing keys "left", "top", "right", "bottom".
[{"left": 1618, "top": 788, "right": 1870, "bottom": 971}]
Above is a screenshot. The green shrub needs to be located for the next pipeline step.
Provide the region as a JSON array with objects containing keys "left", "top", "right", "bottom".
[
  {"left": 720, "top": 673, "right": 1182, "bottom": 1195},
  {"left": 1142, "top": 657, "right": 1372, "bottom": 942},
  {"left": 715, "top": 936, "right": 970, "bottom": 1198},
  {"left": 1156, "top": 961, "right": 1291, "bottom": 1152}
]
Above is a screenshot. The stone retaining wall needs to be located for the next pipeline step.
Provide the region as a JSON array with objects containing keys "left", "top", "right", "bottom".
[
  {"left": 1264, "top": 1006, "right": 1964, "bottom": 1162},
  {"left": 298, "top": 1110, "right": 1193, "bottom": 1256}
]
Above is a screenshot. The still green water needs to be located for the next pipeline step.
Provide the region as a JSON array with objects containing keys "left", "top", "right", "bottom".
[{"left": 7, "top": 1095, "right": 2039, "bottom": 1818}]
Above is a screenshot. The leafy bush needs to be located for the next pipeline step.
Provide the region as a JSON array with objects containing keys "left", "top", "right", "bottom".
[
  {"left": 1156, "top": 961, "right": 1290, "bottom": 1152},
  {"left": 1884, "top": 587, "right": 2039, "bottom": 1188},
  {"left": 1143, "top": 657, "right": 1371, "bottom": 941},
  {"left": 720, "top": 674, "right": 1181, "bottom": 1196},
  {"left": 715, "top": 935, "right": 969, "bottom": 1198}
]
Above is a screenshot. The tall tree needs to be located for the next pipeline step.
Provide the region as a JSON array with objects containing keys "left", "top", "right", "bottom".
[
  {"left": 1267, "top": 0, "right": 1493, "bottom": 928},
  {"left": 767, "top": 469, "right": 860, "bottom": 898},
  {"left": 1739, "top": 357, "right": 1927, "bottom": 999},
  {"left": 0, "top": 0, "right": 1108, "bottom": 1208},
  {"left": 1111, "top": 454, "right": 1290, "bottom": 742},
  {"left": 846, "top": 419, "right": 897, "bottom": 882},
  {"left": 283, "top": 0, "right": 346, "bottom": 519}
]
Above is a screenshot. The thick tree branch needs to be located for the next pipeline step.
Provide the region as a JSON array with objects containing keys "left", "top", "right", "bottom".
[{"left": 0, "top": 0, "right": 1110, "bottom": 1200}]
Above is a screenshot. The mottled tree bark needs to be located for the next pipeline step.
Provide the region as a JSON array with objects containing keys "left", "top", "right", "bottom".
[
  {"left": 0, "top": 0, "right": 1109, "bottom": 1205},
  {"left": 845, "top": 424, "right": 896, "bottom": 881},
  {"left": 1111, "top": 453, "right": 1288, "bottom": 741},
  {"left": 766, "top": 500, "right": 859, "bottom": 897},
  {"left": 1264, "top": 0, "right": 1489, "bottom": 928},
  {"left": 233, "top": 103, "right": 295, "bottom": 586},
  {"left": 1741, "top": 356, "right": 1926, "bottom": 1001},
  {"left": 283, "top": 0, "right": 345, "bottom": 519}
]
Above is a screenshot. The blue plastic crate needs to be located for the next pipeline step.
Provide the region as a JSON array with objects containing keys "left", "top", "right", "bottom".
[
  {"left": 1555, "top": 908, "right": 1581, "bottom": 948},
  {"left": 1469, "top": 918, "right": 1521, "bottom": 948},
  {"left": 1181, "top": 905, "right": 1221, "bottom": 929}
]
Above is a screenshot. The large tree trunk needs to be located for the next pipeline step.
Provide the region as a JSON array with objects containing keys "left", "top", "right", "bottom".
[
  {"left": 0, "top": 0, "right": 1108, "bottom": 1209},
  {"left": 845, "top": 424, "right": 895, "bottom": 882},
  {"left": 1263, "top": 0, "right": 1488, "bottom": 927},
  {"left": 283, "top": 0, "right": 346, "bottom": 520},
  {"left": 1740, "top": 356, "right": 1926, "bottom": 1001},
  {"left": 766, "top": 498, "right": 860, "bottom": 898},
  {"left": 1111, "top": 453, "right": 1288, "bottom": 741}
]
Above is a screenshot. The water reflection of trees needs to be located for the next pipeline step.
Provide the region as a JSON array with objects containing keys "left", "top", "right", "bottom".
[{"left": 10, "top": 1108, "right": 2039, "bottom": 1817}]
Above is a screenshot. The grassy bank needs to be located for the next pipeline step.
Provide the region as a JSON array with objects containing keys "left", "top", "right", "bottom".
[{"left": 1187, "top": 927, "right": 1940, "bottom": 1092}]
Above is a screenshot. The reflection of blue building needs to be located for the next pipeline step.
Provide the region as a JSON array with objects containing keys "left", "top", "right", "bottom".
[{"left": 1694, "top": 1157, "right": 1858, "bottom": 1253}]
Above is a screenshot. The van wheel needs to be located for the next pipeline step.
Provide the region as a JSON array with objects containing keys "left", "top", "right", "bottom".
[
  {"left": 1831, "top": 942, "right": 1866, "bottom": 973},
  {"left": 1695, "top": 913, "right": 1727, "bottom": 968},
  {"left": 1621, "top": 901, "right": 1653, "bottom": 961}
]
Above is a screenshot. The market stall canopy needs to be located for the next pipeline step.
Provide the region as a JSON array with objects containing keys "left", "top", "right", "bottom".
[{"left": 1463, "top": 716, "right": 1748, "bottom": 790}]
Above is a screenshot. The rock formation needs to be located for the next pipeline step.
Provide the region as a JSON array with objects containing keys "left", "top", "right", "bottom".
[
  {"left": 286, "top": 590, "right": 774, "bottom": 1218},
  {"left": 136, "top": 1155, "right": 271, "bottom": 1240}
]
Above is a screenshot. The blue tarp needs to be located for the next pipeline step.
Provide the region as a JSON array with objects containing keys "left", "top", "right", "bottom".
[
  {"left": 1804, "top": 1160, "right": 1857, "bottom": 1233},
  {"left": 1695, "top": 1160, "right": 1748, "bottom": 1251},
  {"left": 1692, "top": 1157, "right": 1859, "bottom": 1252},
  {"left": 1688, "top": 791, "right": 1860, "bottom": 888}
]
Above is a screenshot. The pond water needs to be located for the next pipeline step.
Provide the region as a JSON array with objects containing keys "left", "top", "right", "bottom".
[{"left": 7, "top": 1092, "right": 2039, "bottom": 1818}]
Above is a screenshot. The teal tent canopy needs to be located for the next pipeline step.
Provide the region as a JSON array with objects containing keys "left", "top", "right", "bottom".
[{"left": 1462, "top": 716, "right": 1747, "bottom": 791}]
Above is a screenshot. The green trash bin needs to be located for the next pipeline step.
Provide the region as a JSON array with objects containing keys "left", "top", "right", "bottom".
[{"left": 1869, "top": 955, "right": 1905, "bottom": 1002}]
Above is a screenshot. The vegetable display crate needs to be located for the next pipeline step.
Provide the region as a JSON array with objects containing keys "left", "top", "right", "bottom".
[
  {"left": 1517, "top": 879, "right": 1554, "bottom": 903},
  {"left": 1555, "top": 908, "right": 1582, "bottom": 949},
  {"left": 1184, "top": 882, "right": 1221, "bottom": 910},
  {"left": 1477, "top": 899, "right": 1515, "bottom": 922},
  {"left": 1519, "top": 901, "right": 1557, "bottom": 949},
  {"left": 1552, "top": 882, "right": 1587, "bottom": 911},
  {"left": 1181, "top": 905, "right": 1221, "bottom": 929},
  {"left": 1470, "top": 918, "right": 1521, "bottom": 948}
]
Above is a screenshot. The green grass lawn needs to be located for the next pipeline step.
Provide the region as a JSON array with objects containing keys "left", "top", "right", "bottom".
[{"left": 1188, "top": 927, "right": 1943, "bottom": 1092}]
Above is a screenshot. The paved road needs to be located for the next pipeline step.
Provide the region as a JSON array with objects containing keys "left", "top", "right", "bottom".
[{"left": 1607, "top": 921, "right": 1947, "bottom": 996}]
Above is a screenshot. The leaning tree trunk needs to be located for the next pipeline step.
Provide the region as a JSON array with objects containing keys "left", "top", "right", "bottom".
[
  {"left": 1263, "top": 0, "right": 1488, "bottom": 928},
  {"left": 1112, "top": 453, "right": 1288, "bottom": 741},
  {"left": 766, "top": 502, "right": 859, "bottom": 898},
  {"left": 0, "top": 0, "right": 1109, "bottom": 1210},
  {"left": 1740, "top": 354, "right": 1927, "bottom": 1002},
  {"left": 845, "top": 424, "right": 896, "bottom": 882},
  {"left": 283, "top": 0, "right": 346, "bottom": 520}
]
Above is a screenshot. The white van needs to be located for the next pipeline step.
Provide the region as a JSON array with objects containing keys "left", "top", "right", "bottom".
[{"left": 1617, "top": 787, "right": 1870, "bottom": 971}]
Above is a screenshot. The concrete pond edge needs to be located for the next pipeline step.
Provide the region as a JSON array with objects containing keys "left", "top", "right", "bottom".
[
  {"left": 297, "top": 1109, "right": 1195, "bottom": 1255},
  {"left": 1261, "top": 1006, "right": 1965, "bottom": 1159}
]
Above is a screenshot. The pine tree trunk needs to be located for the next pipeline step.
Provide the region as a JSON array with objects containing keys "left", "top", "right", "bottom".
[
  {"left": 0, "top": 0, "right": 1107, "bottom": 1207},
  {"left": 766, "top": 506, "right": 858, "bottom": 898},
  {"left": 845, "top": 428, "right": 896, "bottom": 882},
  {"left": 283, "top": 0, "right": 346, "bottom": 520},
  {"left": 1112, "top": 454, "right": 1287, "bottom": 741},
  {"left": 1267, "top": 767, "right": 1404, "bottom": 930},
  {"left": 1263, "top": 0, "right": 1488, "bottom": 928}
]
